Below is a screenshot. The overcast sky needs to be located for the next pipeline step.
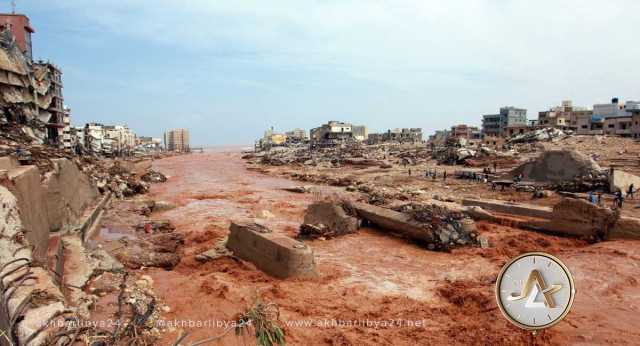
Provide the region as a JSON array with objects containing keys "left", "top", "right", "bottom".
[{"left": 16, "top": 1, "right": 640, "bottom": 145}]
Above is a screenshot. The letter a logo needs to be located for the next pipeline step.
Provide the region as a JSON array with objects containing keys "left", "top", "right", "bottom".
[{"left": 507, "top": 270, "right": 562, "bottom": 308}]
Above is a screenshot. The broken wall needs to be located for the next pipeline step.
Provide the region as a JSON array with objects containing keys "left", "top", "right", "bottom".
[
  {"left": 44, "top": 158, "right": 99, "bottom": 232},
  {"left": 5, "top": 166, "right": 50, "bottom": 263},
  {"left": 609, "top": 169, "right": 640, "bottom": 194}
]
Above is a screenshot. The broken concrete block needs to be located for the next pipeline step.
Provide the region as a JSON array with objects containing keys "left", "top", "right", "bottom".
[
  {"left": 608, "top": 216, "right": 640, "bottom": 240},
  {"left": 153, "top": 200, "right": 177, "bottom": 212},
  {"left": 302, "top": 202, "right": 359, "bottom": 238},
  {"left": 544, "top": 198, "right": 617, "bottom": 238},
  {"left": 462, "top": 198, "right": 553, "bottom": 220},
  {"left": 226, "top": 222, "right": 317, "bottom": 279},
  {"left": 463, "top": 206, "right": 497, "bottom": 222},
  {"left": 350, "top": 202, "right": 437, "bottom": 243},
  {"left": 478, "top": 236, "right": 490, "bottom": 248}
]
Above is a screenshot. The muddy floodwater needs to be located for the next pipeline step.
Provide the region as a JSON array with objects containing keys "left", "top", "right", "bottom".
[{"left": 96, "top": 148, "right": 640, "bottom": 345}]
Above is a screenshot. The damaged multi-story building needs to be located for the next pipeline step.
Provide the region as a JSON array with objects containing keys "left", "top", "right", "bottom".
[
  {"left": 482, "top": 106, "right": 528, "bottom": 138},
  {"left": 538, "top": 100, "right": 592, "bottom": 131},
  {"left": 284, "top": 128, "right": 309, "bottom": 145},
  {"left": 368, "top": 128, "right": 423, "bottom": 144},
  {"left": 0, "top": 12, "right": 72, "bottom": 148},
  {"left": 309, "top": 121, "right": 368, "bottom": 148}
]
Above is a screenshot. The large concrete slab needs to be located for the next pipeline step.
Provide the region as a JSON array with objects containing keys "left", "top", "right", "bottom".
[
  {"left": 462, "top": 198, "right": 553, "bottom": 220},
  {"left": 462, "top": 197, "right": 639, "bottom": 240},
  {"left": 543, "top": 198, "right": 616, "bottom": 238},
  {"left": 303, "top": 202, "right": 359, "bottom": 235},
  {"left": 350, "top": 202, "right": 436, "bottom": 243},
  {"left": 609, "top": 216, "right": 640, "bottom": 240},
  {"left": 226, "top": 222, "right": 317, "bottom": 279}
]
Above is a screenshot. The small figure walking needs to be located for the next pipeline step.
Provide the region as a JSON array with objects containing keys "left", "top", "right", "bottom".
[
  {"left": 588, "top": 191, "right": 596, "bottom": 204},
  {"left": 615, "top": 190, "right": 624, "bottom": 209},
  {"left": 627, "top": 184, "right": 635, "bottom": 200},
  {"left": 443, "top": 171, "right": 447, "bottom": 182}
]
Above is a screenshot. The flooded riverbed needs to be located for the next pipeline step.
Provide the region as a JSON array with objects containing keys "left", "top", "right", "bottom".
[{"left": 93, "top": 149, "right": 640, "bottom": 345}]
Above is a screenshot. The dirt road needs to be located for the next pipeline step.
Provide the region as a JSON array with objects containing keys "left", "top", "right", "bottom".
[{"left": 100, "top": 149, "right": 640, "bottom": 345}]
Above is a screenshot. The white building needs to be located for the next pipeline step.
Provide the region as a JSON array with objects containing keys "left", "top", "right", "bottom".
[
  {"left": 593, "top": 98, "right": 629, "bottom": 118},
  {"left": 104, "top": 125, "right": 136, "bottom": 155},
  {"left": 84, "top": 123, "right": 105, "bottom": 153}
]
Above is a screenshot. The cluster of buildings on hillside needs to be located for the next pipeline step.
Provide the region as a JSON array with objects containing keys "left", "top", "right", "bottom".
[
  {"left": 429, "top": 98, "right": 640, "bottom": 146},
  {"left": 0, "top": 12, "right": 190, "bottom": 156},
  {"left": 256, "top": 121, "right": 423, "bottom": 150}
]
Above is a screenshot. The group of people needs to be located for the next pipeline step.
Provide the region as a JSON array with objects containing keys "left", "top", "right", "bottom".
[
  {"left": 588, "top": 183, "right": 635, "bottom": 209},
  {"left": 423, "top": 168, "right": 447, "bottom": 181}
]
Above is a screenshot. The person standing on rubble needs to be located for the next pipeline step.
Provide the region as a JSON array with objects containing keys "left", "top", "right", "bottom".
[
  {"left": 588, "top": 191, "right": 596, "bottom": 204},
  {"left": 627, "top": 184, "right": 635, "bottom": 200},
  {"left": 614, "top": 190, "right": 624, "bottom": 209},
  {"left": 443, "top": 171, "right": 447, "bottom": 182}
]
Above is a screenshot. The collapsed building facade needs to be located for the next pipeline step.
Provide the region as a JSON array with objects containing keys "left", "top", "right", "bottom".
[
  {"left": 309, "top": 121, "right": 367, "bottom": 148},
  {"left": 0, "top": 14, "right": 68, "bottom": 147},
  {"left": 368, "top": 128, "right": 423, "bottom": 144},
  {"left": 255, "top": 127, "right": 309, "bottom": 150}
]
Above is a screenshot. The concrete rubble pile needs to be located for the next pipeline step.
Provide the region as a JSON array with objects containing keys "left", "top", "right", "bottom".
[
  {"left": 345, "top": 201, "right": 479, "bottom": 251},
  {"left": 246, "top": 142, "right": 430, "bottom": 168},
  {"left": 510, "top": 149, "right": 609, "bottom": 192},
  {"left": 295, "top": 198, "right": 479, "bottom": 251},
  {"left": 508, "top": 127, "right": 570, "bottom": 144},
  {"left": 0, "top": 28, "right": 64, "bottom": 145},
  {"left": 87, "top": 160, "right": 150, "bottom": 198},
  {"left": 141, "top": 168, "right": 168, "bottom": 183},
  {"left": 103, "top": 219, "right": 184, "bottom": 269},
  {"left": 431, "top": 137, "right": 518, "bottom": 167},
  {"left": 394, "top": 203, "right": 479, "bottom": 250}
]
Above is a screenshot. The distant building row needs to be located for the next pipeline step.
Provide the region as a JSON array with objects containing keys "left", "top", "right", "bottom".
[
  {"left": 430, "top": 97, "right": 640, "bottom": 145},
  {"left": 77, "top": 123, "right": 164, "bottom": 156},
  {"left": 256, "top": 121, "right": 424, "bottom": 150},
  {"left": 482, "top": 98, "right": 640, "bottom": 138}
]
